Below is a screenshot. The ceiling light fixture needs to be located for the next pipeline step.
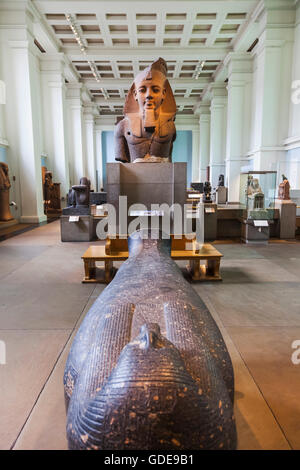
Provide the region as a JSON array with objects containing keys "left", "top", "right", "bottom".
[
  {"left": 65, "top": 13, "right": 105, "bottom": 93},
  {"left": 193, "top": 60, "right": 205, "bottom": 80}
]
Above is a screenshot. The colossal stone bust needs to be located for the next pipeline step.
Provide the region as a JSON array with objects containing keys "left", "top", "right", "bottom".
[{"left": 115, "top": 58, "right": 176, "bottom": 163}]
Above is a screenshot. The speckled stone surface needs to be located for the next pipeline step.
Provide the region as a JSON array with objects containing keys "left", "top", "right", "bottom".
[{"left": 64, "top": 230, "right": 237, "bottom": 450}]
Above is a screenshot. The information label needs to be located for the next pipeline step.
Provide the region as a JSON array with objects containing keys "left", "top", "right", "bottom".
[
  {"left": 69, "top": 216, "right": 79, "bottom": 222},
  {"left": 254, "top": 220, "right": 268, "bottom": 227}
]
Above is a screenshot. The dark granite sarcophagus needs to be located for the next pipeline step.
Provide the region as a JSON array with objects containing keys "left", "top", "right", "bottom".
[{"left": 64, "top": 230, "right": 237, "bottom": 450}]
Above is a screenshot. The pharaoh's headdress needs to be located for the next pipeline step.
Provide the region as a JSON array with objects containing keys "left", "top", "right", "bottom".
[{"left": 124, "top": 57, "right": 176, "bottom": 116}]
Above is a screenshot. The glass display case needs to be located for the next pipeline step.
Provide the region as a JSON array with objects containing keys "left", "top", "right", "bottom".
[{"left": 239, "top": 171, "right": 277, "bottom": 220}]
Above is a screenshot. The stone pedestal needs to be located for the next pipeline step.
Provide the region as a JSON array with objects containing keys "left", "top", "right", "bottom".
[
  {"left": 204, "top": 203, "right": 217, "bottom": 241},
  {"left": 107, "top": 163, "right": 186, "bottom": 233},
  {"left": 107, "top": 162, "right": 186, "bottom": 209},
  {"left": 216, "top": 186, "right": 227, "bottom": 205},
  {"left": 60, "top": 215, "right": 93, "bottom": 242},
  {"left": 0, "top": 219, "right": 18, "bottom": 230},
  {"left": 0, "top": 189, "right": 14, "bottom": 221},
  {"left": 241, "top": 219, "right": 270, "bottom": 244},
  {"left": 275, "top": 199, "right": 296, "bottom": 239}
]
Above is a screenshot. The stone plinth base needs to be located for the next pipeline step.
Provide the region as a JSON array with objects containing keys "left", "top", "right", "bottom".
[
  {"left": 216, "top": 186, "right": 227, "bottom": 205},
  {"left": 107, "top": 162, "right": 187, "bottom": 212},
  {"left": 204, "top": 203, "right": 217, "bottom": 241},
  {"left": 60, "top": 215, "right": 93, "bottom": 242},
  {"left": 0, "top": 219, "right": 18, "bottom": 229},
  {"left": 241, "top": 219, "right": 270, "bottom": 244},
  {"left": 275, "top": 199, "right": 296, "bottom": 239},
  {"left": 62, "top": 206, "right": 90, "bottom": 216}
]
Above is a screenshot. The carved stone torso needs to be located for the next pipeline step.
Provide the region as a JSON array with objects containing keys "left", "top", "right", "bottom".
[{"left": 115, "top": 114, "right": 176, "bottom": 163}]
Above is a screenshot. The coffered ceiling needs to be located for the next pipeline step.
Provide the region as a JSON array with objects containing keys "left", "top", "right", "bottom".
[{"left": 33, "top": 0, "right": 260, "bottom": 115}]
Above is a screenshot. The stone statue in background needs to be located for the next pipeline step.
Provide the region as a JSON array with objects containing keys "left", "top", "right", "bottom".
[
  {"left": 69, "top": 177, "right": 90, "bottom": 208},
  {"left": 0, "top": 162, "right": 13, "bottom": 221},
  {"left": 278, "top": 175, "right": 290, "bottom": 200},
  {"left": 64, "top": 177, "right": 91, "bottom": 215},
  {"left": 247, "top": 175, "right": 264, "bottom": 210},
  {"left": 218, "top": 174, "right": 224, "bottom": 187},
  {"left": 203, "top": 181, "right": 212, "bottom": 203},
  {"left": 64, "top": 230, "right": 236, "bottom": 450},
  {"left": 43, "top": 170, "right": 61, "bottom": 215},
  {"left": 115, "top": 58, "right": 176, "bottom": 163}
]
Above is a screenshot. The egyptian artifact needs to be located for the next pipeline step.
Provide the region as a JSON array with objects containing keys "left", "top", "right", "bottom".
[
  {"left": 68, "top": 177, "right": 91, "bottom": 208},
  {"left": 43, "top": 170, "right": 61, "bottom": 214},
  {"left": 203, "top": 181, "right": 212, "bottom": 203},
  {"left": 278, "top": 175, "right": 290, "bottom": 200},
  {"left": 247, "top": 175, "right": 264, "bottom": 210},
  {"left": 0, "top": 162, "right": 13, "bottom": 221},
  {"left": 114, "top": 58, "right": 176, "bottom": 163},
  {"left": 218, "top": 174, "right": 225, "bottom": 187},
  {"left": 64, "top": 230, "right": 237, "bottom": 450}
]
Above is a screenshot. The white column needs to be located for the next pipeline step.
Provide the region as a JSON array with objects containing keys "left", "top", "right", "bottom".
[
  {"left": 285, "top": 1, "right": 300, "bottom": 188},
  {"left": 40, "top": 54, "right": 70, "bottom": 196},
  {"left": 0, "top": 80, "right": 8, "bottom": 147},
  {"left": 209, "top": 84, "right": 227, "bottom": 189},
  {"left": 198, "top": 104, "right": 211, "bottom": 182},
  {"left": 225, "top": 53, "right": 253, "bottom": 202},
  {"left": 66, "top": 83, "right": 85, "bottom": 185},
  {"left": 83, "top": 103, "right": 97, "bottom": 190},
  {"left": 6, "top": 37, "right": 45, "bottom": 223},
  {"left": 95, "top": 128, "right": 103, "bottom": 191},
  {"left": 250, "top": 5, "right": 295, "bottom": 180},
  {"left": 191, "top": 128, "right": 200, "bottom": 182}
]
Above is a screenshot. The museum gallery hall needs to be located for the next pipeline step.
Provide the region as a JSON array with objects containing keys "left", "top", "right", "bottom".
[{"left": 0, "top": 0, "right": 300, "bottom": 452}]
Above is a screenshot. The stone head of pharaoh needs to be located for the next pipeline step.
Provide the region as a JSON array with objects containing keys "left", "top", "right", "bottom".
[{"left": 133, "top": 61, "right": 167, "bottom": 127}]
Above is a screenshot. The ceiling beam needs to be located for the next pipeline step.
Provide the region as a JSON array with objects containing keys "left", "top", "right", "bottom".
[
  {"left": 94, "top": 97, "right": 198, "bottom": 106},
  {"left": 83, "top": 78, "right": 210, "bottom": 89},
  {"left": 63, "top": 47, "right": 230, "bottom": 62}
]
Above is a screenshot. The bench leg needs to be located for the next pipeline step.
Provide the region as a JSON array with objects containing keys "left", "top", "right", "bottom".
[
  {"left": 206, "top": 259, "right": 221, "bottom": 278},
  {"left": 188, "top": 259, "right": 202, "bottom": 281},
  {"left": 83, "top": 259, "right": 91, "bottom": 281},
  {"left": 105, "top": 260, "right": 113, "bottom": 283}
]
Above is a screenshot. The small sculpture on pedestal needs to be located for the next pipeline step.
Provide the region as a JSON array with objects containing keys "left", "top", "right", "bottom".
[
  {"left": 215, "top": 174, "right": 227, "bottom": 204},
  {"left": 203, "top": 181, "right": 212, "bottom": 203},
  {"left": 64, "top": 177, "right": 91, "bottom": 215},
  {"left": 218, "top": 174, "right": 224, "bottom": 187},
  {"left": 278, "top": 175, "right": 290, "bottom": 200},
  {"left": 115, "top": 58, "right": 176, "bottom": 163},
  {"left": 247, "top": 175, "right": 264, "bottom": 210},
  {"left": 0, "top": 162, "right": 14, "bottom": 222},
  {"left": 71, "top": 177, "right": 91, "bottom": 208}
]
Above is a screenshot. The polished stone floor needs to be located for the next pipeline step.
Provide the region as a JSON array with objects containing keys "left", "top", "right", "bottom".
[{"left": 0, "top": 220, "right": 299, "bottom": 450}]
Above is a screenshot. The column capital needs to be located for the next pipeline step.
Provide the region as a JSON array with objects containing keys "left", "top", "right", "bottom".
[
  {"left": 224, "top": 52, "right": 253, "bottom": 76},
  {"left": 40, "top": 53, "right": 66, "bottom": 73},
  {"left": 210, "top": 82, "right": 228, "bottom": 98}
]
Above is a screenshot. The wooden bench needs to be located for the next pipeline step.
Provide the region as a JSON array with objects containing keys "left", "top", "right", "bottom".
[{"left": 82, "top": 236, "right": 223, "bottom": 283}]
